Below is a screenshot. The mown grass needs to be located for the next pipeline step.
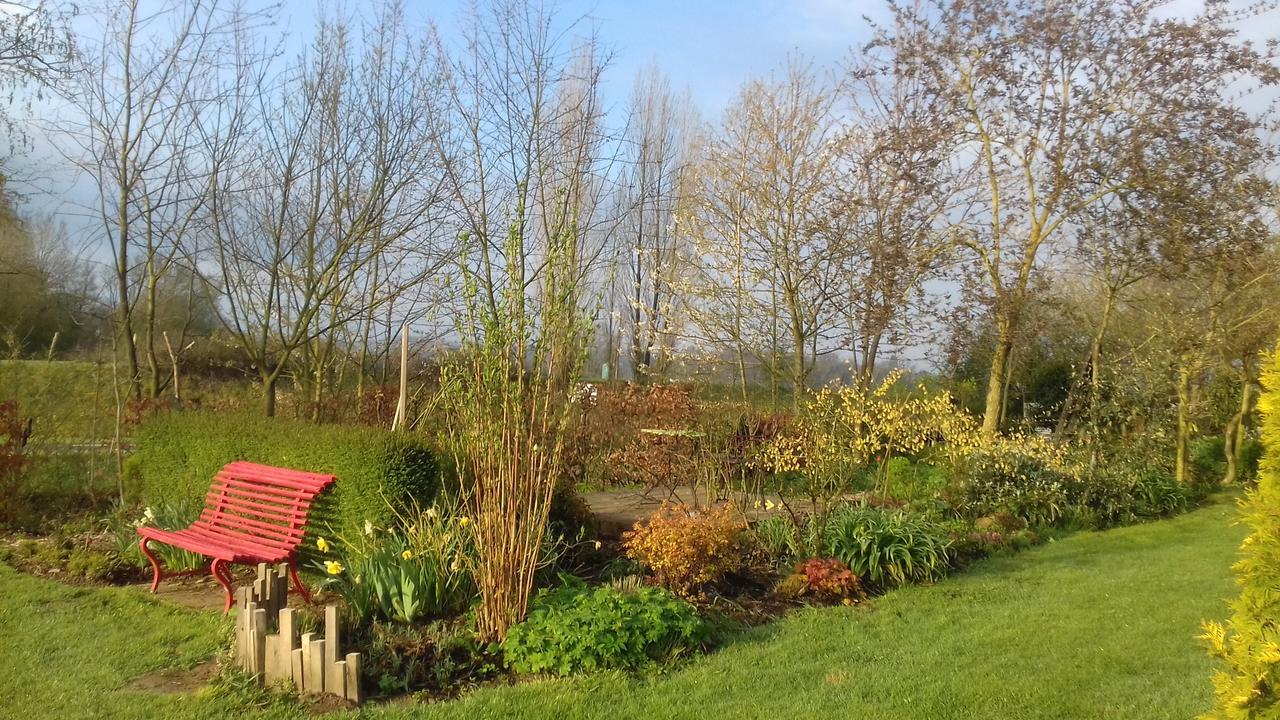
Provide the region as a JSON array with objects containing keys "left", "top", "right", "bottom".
[{"left": 0, "top": 499, "right": 1246, "bottom": 720}]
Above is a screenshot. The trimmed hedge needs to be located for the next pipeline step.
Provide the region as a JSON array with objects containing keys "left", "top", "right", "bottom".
[{"left": 125, "top": 411, "right": 439, "bottom": 543}]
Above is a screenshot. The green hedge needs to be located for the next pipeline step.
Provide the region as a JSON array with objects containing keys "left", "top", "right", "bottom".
[{"left": 125, "top": 411, "right": 439, "bottom": 544}]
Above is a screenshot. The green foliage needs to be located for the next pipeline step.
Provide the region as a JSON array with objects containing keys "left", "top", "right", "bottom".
[
  {"left": 883, "top": 458, "right": 950, "bottom": 508},
  {"left": 504, "top": 582, "right": 706, "bottom": 676},
  {"left": 1070, "top": 461, "right": 1194, "bottom": 529},
  {"left": 1190, "top": 436, "right": 1227, "bottom": 484},
  {"left": 1202, "top": 348, "right": 1280, "bottom": 719},
  {"left": 314, "top": 506, "right": 475, "bottom": 625},
  {"left": 0, "top": 361, "right": 113, "bottom": 444},
  {"left": 1239, "top": 438, "right": 1264, "bottom": 482},
  {"left": 948, "top": 450, "right": 1074, "bottom": 526},
  {"left": 949, "top": 443, "right": 1197, "bottom": 530},
  {"left": 64, "top": 547, "right": 126, "bottom": 583},
  {"left": 821, "top": 504, "right": 952, "bottom": 588},
  {"left": 126, "top": 410, "right": 439, "bottom": 543},
  {"left": 353, "top": 620, "right": 499, "bottom": 697},
  {"left": 111, "top": 503, "right": 206, "bottom": 572}
]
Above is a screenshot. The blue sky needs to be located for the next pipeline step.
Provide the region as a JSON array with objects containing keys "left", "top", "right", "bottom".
[
  {"left": 11, "top": 0, "right": 889, "bottom": 223},
  {"left": 286, "top": 0, "right": 886, "bottom": 124},
  {"left": 10, "top": 0, "right": 1271, "bottom": 240}
]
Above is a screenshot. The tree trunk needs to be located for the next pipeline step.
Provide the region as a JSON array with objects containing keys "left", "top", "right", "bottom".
[
  {"left": 262, "top": 374, "right": 278, "bottom": 418},
  {"left": 1224, "top": 367, "right": 1256, "bottom": 484},
  {"left": 981, "top": 320, "right": 1014, "bottom": 437},
  {"left": 144, "top": 271, "right": 161, "bottom": 399},
  {"left": 1175, "top": 360, "right": 1194, "bottom": 484},
  {"left": 1086, "top": 288, "right": 1116, "bottom": 438},
  {"left": 115, "top": 234, "right": 140, "bottom": 400}
]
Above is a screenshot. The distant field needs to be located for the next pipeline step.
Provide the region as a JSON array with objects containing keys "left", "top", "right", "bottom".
[{"left": 0, "top": 359, "right": 115, "bottom": 443}]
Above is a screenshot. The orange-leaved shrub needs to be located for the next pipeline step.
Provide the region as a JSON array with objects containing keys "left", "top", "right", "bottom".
[{"left": 623, "top": 504, "right": 746, "bottom": 598}]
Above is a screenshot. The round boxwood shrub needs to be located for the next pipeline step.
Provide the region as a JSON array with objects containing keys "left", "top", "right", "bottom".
[
  {"left": 125, "top": 410, "right": 439, "bottom": 543},
  {"left": 504, "top": 583, "right": 706, "bottom": 676}
]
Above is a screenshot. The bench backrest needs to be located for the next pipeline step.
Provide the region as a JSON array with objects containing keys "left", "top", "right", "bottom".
[{"left": 197, "top": 461, "right": 336, "bottom": 553}]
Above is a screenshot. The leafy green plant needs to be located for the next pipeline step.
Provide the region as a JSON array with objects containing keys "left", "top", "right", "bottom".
[
  {"left": 1189, "top": 435, "right": 1227, "bottom": 484},
  {"left": 112, "top": 502, "right": 206, "bottom": 572},
  {"left": 753, "top": 515, "right": 800, "bottom": 564},
  {"left": 1067, "top": 462, "right": 1194, "bottom": 529},
  {"left": 504, "top": 582, "right": 706, "bottom": 676},
  {"left": 821, "top": 504, "right": 951, "bottom": 588},
  {"left": 314, "top": 505, "right": 475, "bottom": 624},
  {"left": 64, "top": 547, "right": 128, "bottom": 583},
  {"left": 947, "top": 450, "right": 1073, "bottom": 526},
  {"left": 349, "top": 619, "right": 499, "bottom": 697}
]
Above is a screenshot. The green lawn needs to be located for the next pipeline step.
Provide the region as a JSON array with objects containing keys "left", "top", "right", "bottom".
[{"left": 0, "top": 499, "right": 1247, "bottom": 720}]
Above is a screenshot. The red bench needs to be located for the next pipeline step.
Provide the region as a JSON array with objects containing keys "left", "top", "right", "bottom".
[{"left": 137, "top": 461, "right": 336, "bottom": 613}]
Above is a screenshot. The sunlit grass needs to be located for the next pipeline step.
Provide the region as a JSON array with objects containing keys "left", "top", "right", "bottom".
[{"left": 0, "top": 499, "right": 1245, "bottom": 720}]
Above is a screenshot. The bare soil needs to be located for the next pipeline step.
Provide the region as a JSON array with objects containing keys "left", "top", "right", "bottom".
[{"left": 123, "top": 659, "right": 218, "bottom": 694}]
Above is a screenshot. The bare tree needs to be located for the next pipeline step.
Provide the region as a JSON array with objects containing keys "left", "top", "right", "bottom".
[
  {"left": 612, "top": 65, "right": 698, "bottom": 381},
  {"left": 0, "top": 0, "right": 75, "bottom": 154},
  {"left": 876, "top": 0, "right": 1280, "bottom": 436},
  {"left": 684, "top": 57, "right": 841, "bottom": 404},
  {"left": 434, "top": 0, "right": 618, "bottom": 338},
  {"left": 830, "top": 44, "right": 966, "bottom": 384},
  {"left": 62, "top": 0, "right": 241, "bottom": 399},
  {"left": 201, "top": 6, "right": 451, "bottom": 416}
]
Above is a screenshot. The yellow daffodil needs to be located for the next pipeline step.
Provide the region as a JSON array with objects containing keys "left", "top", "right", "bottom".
[
  {"left": 316, "top": 537, "right": 330, "bottom": 553},
  {"left": 324, "top": 560, "right": 344, "bottom": 575},
  {"left": 401, "top": 549, "right": 413, "bottom": 560}
]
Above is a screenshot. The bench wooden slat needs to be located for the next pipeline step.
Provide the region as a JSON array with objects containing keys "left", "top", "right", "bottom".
[
  {"left": 203, "top": 493, "right": 309, "bottom": 527},
  {"left": 186, "top": 522, "right": 293, "bottom": 555},
  {"left": 193, "top": 514, "right": 301, "bottom": 547}
]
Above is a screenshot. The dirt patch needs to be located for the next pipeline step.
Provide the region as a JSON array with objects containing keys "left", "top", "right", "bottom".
[
  {"left": 124, "top": 659, "right": 218, "bottom": 694},
  {"left": 139, "top": 575, "right": 230, "bottom": 611},
  {"left": 127, "top": 564, "right": 292, "bottom": 610}
]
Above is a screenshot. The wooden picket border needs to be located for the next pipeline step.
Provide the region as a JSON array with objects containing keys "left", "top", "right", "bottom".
[{"left": 233, "top": 563, "right": 362, "bottom": 704}]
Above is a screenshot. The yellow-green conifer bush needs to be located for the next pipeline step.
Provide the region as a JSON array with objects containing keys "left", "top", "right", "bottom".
[{"left": 1203, "top": 347, "right": 1280, "bottom": 719}]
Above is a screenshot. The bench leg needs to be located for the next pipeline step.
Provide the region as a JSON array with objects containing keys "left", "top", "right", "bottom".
[
  {"left": 287, "top": 560, "right": 312, "bottom": 603},
  {"left": 210, "top": 559, "right": 234, "bottom": 614},
  {"left": 139, "top": 538, "right": 163, "bottom": 593}
]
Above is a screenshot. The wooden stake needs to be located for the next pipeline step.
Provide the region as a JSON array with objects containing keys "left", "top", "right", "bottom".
[
  {"left": 291, "top": 648, "right": 304, "bottom": 690},
  {"left": 306, "top": 639, "right": 326, "bottom": 693},
  {"left": 299, "top": 632, "right": 315, "bottom": 691},
  {"left": 391, "top": 323, "right": 408, "bottom": 431},
  {"left": 344, "top": 653, "right": 362, "bottom": 704},
  {"left": 251, "top": 607, "right": 267, "bottom": 676}
]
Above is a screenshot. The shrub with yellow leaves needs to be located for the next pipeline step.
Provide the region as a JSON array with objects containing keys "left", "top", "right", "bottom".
[
  {"left": 756, "top": 371, "right": 977, "bottom": 509},
  {"left": 1201, "top": 346, "right": 1280, "bottom": 719},
  {"left": 623, "top": 504, "right": 747, "bottom": 598}
]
